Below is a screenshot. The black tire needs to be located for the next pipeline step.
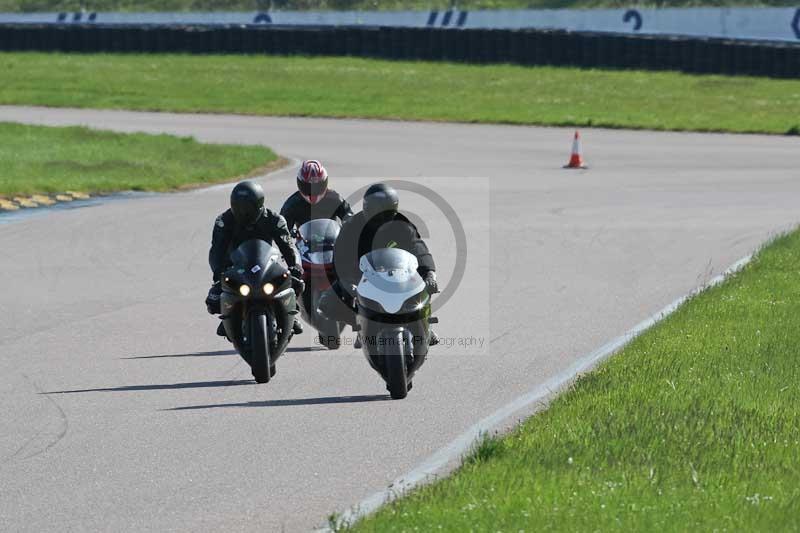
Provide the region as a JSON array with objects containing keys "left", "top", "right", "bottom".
[
  {"left": 384, "top": 331, "right": 408, "bottom": 400},
  {"left": 249, "top": 312, "right": 272, "bottom": 384}
]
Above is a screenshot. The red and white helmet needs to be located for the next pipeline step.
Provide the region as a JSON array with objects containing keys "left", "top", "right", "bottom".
[{"left": 297, "top": 160, "right": 329, "bottom": 205}]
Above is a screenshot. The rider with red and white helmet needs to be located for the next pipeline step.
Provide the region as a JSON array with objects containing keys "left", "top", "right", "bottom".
[{"left": 280, "top": 160, "right": 353, "bottom": 235}]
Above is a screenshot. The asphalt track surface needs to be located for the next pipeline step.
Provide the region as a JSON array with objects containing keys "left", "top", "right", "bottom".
[{"left": 0, "top": 106, "right": 798, "bottom": 532}]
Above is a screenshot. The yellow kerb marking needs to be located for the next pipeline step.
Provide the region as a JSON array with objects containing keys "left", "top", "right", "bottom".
[
  {"left": 66, "top": 191, "right": 91, "bottom": 200},
  {"left": 55, "top": 194, "right": 73, "bottom": 202},
  {"left": 12, "top": 197, "right": 39, "bottom": 208},
  {"left": 0, "top": 199, "right": 20, "bottom": 211},
  {"left": 30, "top": 195, "right": 56, "bottom": 206}
]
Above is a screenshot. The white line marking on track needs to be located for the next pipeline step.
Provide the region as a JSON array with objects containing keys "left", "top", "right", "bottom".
[{"left": 324, "top": 252, "right": 754, "bottom": 530}]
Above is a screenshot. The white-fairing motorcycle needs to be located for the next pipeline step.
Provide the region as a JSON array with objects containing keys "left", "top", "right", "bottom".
[{"left": 354, "top": 248, "right": 436, "bottom": 399}]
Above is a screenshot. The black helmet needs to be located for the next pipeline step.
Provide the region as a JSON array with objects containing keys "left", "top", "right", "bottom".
[
  {"left": 230, "top": 181, "right": 265, "bottom": 225},
  {"left": 363, "top": 183, "right": 399, "bottom": 222}
]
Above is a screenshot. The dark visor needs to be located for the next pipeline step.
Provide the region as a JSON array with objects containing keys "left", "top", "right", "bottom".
[{"left": 297, "top": 177, "right": 328, "bottom": 197}]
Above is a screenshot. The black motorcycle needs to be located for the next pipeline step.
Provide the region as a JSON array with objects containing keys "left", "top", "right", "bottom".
[
  {"left": 296, "top": 219, "right": 345, "bottom": 350},
  {"left": 220, "top": 239, "right": 297, "bottom": 383},
  {"left": 354, "top": 248, "right": 436, "bottom": 399}
]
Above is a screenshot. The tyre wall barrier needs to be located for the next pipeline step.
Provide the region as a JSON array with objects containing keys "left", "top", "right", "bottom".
[{"left": 0, "top": 24, "right": 797, "bottom": 78}]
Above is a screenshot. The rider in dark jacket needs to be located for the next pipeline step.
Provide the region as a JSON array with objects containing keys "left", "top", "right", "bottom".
[
  {"left": 206, "top": 180, "right": 304, "bottom": 335},
  {"left": 280, "top": 160, "right": 353, "bottom": 235},
  {"left": 324, "top": 183, "right": 439, "bottom": 346}
]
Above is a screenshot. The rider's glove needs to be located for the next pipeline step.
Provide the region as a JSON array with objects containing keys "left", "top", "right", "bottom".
[
  {"left": 288, "top": 265, "right": 305, "bottom": 296},
  {"left": 292, "top": 277, "right": 306, "bottom": 297},
  {"left": 424, "top": 271, "right": 439, "bottom": 294},
  {"left": 205, "top": 282, "right": 222, "bottom": 315}
]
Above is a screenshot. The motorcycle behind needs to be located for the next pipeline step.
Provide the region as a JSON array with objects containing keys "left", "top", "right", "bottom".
[
  {"left": 220, "top": 239, "right": 297, "bottom": 383},
  {"left": 355, "top": 248, "right": 436, "bottom": 399},
  {"left": 296, "top": 219, "right": 345, "bottom": 349}
]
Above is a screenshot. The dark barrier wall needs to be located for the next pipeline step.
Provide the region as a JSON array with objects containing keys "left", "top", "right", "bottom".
[{"left": 0, "top": 24, "right": 798, "bottom": 78}]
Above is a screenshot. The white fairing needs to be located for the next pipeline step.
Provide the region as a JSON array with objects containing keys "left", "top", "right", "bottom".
[{"left": 357, "top": 249, "right": 425, "bottom": 314}]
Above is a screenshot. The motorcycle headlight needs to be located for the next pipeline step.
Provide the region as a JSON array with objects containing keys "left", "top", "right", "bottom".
[
  {"left": 239, "top": 284, "right": 251, "bottom": 297},
  {"left": 263, "top": 283, "right": 274, "bottom": 295},
  {"left": 401, "top": 291, "right": 430, "bottom": 313}
]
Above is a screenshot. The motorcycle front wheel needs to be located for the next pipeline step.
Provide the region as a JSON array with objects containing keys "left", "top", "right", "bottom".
[
  {"left": 249, "top": 311, "right": 272, "bottom": 384},
  {"left": 384, "top": 331, "right": 408, "bottom": 400}
]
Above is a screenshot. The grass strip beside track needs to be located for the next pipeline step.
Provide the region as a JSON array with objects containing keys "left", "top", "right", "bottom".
[
  {"left": 0, "top": 121, "right": 278, "bottom": 196},
  {"left": 346, "top": 231, "right": 800, "bottom": 531},
  {"left": 1, "top": 53, "right": 799, "bottom": 135}
]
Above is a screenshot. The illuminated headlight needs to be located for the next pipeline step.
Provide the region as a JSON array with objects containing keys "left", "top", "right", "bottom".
[
  {"left": 239, "top": 285, "right": 251, "bottom": 297},
  {"left": 263, "top": 283, "right": 275, "bottom": 295},
  {"left": 401, "top": 291, "right": 430, "bottom": 313}
]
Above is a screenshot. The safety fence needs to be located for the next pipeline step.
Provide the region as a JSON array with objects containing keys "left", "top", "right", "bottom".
[{"left": 0, "top": 24, "right": 798, "bottom": 78}]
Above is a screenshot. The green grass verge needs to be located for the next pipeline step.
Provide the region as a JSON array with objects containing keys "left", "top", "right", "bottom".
[
  {"left": 1, "top": 0, "right": 797, "bottom": 12},
  {"left": 2, "top": 53, "right": 799, "bottom": 135},
  {"left": 347, "top": 232, "right": 800, "bottom": 531},
  {"left": 0, "top": 121, "right": 278, "bottom": 196}
]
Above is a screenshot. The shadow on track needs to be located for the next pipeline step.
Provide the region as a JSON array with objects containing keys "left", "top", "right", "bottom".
[
  {"left": 44, "top": 380, "right": 254, "bottom": 394},
  {"left": 123, "top": 347, "right": 330, "bottom": 359},
  {"left": 164, "top": 394, "right": 390, "bottom": 411},
  {"left": 122, "top": 349, "right": 237, "bottom": 360}
]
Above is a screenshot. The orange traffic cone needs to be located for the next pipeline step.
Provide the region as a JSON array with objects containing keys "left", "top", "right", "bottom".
[{"left": 563, "top": 130, "right": 588, "bottom": 169}]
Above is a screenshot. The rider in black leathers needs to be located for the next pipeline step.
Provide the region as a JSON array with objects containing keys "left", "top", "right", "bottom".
[
  {"left": 206, "top": 180, "right": 304, "bottom": 335},
  {"left": 280, "top": 160, "right": 353, "bottom": 235},
  {"left": 322, "top": 183, "right": 439, "bottom": 346}
]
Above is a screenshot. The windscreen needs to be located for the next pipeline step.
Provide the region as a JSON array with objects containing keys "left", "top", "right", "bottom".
[
  {"left": 298, "top": 219, "right": 340, "bottom": 251},
  {"left": 230, "top": 239, "right": 277, "bottom": 268},
  {"left": 363, "top": 248, "right": 416, "bottom": 274}
]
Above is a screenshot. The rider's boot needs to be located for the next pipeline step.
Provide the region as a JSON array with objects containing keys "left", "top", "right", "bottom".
[
  {"left": 353, "top": 334, "right": 362, "bottom": 349},
  {"left": 292, "top": 319, "right": 303, "bottom": 335},
  {"left": 429, "top": 329, "right": 440, "bottom": 346}
]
